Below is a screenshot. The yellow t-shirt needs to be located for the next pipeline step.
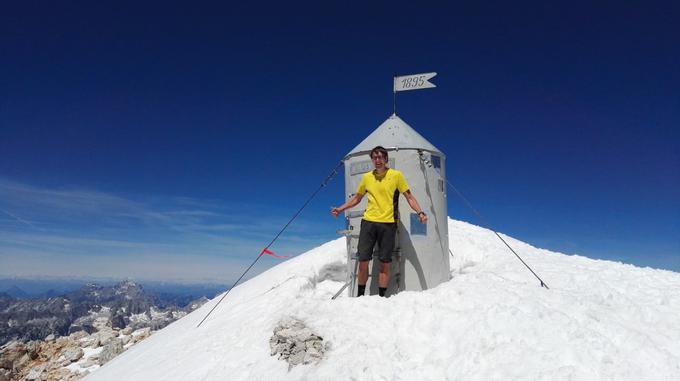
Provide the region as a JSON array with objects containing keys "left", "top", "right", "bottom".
[{"left": 356, "top": 168, "right": 410, "bottom": 223}]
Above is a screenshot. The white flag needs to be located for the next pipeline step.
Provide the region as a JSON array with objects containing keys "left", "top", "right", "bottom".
[{"left": 394, "top": 72, "right": 437, "bottom": 92}]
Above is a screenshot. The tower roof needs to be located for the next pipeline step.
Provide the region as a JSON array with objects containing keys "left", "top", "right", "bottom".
[{"left": 345, "top": 114, "right": 443, "bottom": 158}]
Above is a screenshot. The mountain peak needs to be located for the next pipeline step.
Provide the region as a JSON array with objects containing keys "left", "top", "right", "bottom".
[{"left": 3, "top": 285, "right": 28, "bottom": 299}]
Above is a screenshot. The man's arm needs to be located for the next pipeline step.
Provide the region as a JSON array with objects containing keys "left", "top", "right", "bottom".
[
  {"left": 331, "top": 193, "right": 364, "bottom": 217},
  {"left": 403, "top": 190, "right": 428, "bottom": 224}
]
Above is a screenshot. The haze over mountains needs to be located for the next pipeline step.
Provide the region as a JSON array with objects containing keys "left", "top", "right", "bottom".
[{"left": 0, "top": 278, "right": 227, "bottom": 301}]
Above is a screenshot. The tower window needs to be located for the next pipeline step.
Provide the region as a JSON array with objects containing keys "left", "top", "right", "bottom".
[
  {"left": 431, "top": 155, "right": 441, "bottom": 169},
  {"left": 410, "top": 213, "right": 427, "bottom": 236}
]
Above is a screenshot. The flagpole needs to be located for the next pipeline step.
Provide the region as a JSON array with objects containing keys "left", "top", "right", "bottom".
[{"left": 393, "top": 73, "right": 397, "bottom": 116}]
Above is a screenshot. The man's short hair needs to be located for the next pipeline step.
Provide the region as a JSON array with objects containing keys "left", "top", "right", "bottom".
[{"left": 370, "top": 146, "right": 388, "bottom": 159}]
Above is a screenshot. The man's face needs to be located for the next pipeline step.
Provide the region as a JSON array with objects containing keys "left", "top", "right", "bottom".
[{"left": 371, "top": 153, "right": 387, "bottom": 170}]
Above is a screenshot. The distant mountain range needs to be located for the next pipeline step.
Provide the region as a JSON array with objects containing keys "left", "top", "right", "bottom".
[
  {"left": 2, "top": 286, "right": 29, "bottom": 299},
  {"left": 0, "top": 280, "right": 221, "bottom": 346},
  {"left": 0, "top": 277, "right": 228, "bottom": 300}
]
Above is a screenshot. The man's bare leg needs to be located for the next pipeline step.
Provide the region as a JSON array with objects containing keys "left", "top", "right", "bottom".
[
  {"left": 357, "top": 260, "right": 369, "bottom": 296},
  {"left": 379, "top": 262, "right": 390, "bottom": 288},
  {"left": 358, "top": 261, "right": 369, "bottom": 284}
]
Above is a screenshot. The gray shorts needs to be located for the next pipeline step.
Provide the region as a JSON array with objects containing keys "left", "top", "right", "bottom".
[{"left": 357, "top": 219, "right": 397, "bottom": 263}]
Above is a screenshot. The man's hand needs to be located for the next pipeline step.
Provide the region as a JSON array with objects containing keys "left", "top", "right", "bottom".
[
  {"left": 419, "top": 213, "right": 428, "bottom": 224},
  {"left": 331, "top": 194, "right": 362, "bottom": 218}
]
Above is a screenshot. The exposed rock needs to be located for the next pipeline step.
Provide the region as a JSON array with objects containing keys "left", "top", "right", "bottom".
[
  {"left": 0, "top": 357, "right": 10, "bottom": 371},
  {"left": 25, "top": 341, "right": 40, "bottom": 360},
  {"left": 81, "top": 357, "right": 98, "bottom": 368},
  {"left": 98, "top": 339, "right": 124, "bottom": 365},
  {"left": 68, "top": 331, "right": 88, "bottom": 341},
  {"left": 80, "top": 334, "right": 99, "bottom": 349},
  {"left": 62, "top": 346, "right": 84, "bottom": 363},
  {"left": 287, "top": 347, "right": 305, "bottom": 366},
  {"left": 130, "top": 327, "right": 150, "bottom": 343},
  {"left": 270, "top": 318, "right": 326, "bottom": 369},
  {"left": 0, "top": 333, "right": 110, "bottom": 381},
  {"left": 69, "top": 324, "right": 96, "bottom": 335},
  {"left": 38, "top": 341, "right": 61, "bottom": 360},
  {"left": 119, "top": 335, "right": 131, "bottom": 345},
  {"left": 44, "top": 334, "right": 55, "bottom": 342},
  {"left": 92, "top": 328, "right": 117, "bottom": 347},
  {"left": 55, "top": 336, "right": 70, "bottom": 347},
  {"left": 24, "top": 363, "right": 46, "bottom": 380},
  {"left": 51, "top": 368, "right": 74, "bottom": 381},
  {"left": 14, "top": 353, "right": 30, "bottom": 371},
  {"left": 1, "top": 341, "right": 26, "bottom": 368}
]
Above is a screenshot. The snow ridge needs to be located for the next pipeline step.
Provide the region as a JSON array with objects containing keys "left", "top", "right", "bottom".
[{"left": 85, "top": 219, "right": 680, "bottom": 380}]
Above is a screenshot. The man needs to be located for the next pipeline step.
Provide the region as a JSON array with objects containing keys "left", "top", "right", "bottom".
[{"left": 331, "top": 146, "right": 428, "bottom": 297}]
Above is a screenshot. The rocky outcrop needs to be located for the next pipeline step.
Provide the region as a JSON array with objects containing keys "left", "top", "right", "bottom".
[
  {"left": 270, "top": 318, "right": 327, "bottom": 369},
  {"left": 98, "top": 339, "right": 123, "bottom": 365},
  {"left": 61, "top": 346, "right": 84, "bottom": 363},
  {"left": 0, "top": 326, "right": 159, "bottom": 381}
]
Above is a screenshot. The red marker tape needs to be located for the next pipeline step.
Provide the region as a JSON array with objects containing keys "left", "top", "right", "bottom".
[{"left": 260, "top": 248, "right": 289, "bottom": 259}]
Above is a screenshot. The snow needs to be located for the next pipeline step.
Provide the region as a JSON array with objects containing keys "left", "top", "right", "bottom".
[
  {"left": 66, "top": 347, "right": 103, "bottom": 374},
  {"left": 149, "top": 306, "right": 171, "bottom": 319},
  {"left": 85, "top": 219, "right": 680, "bottom": 380},
  {"left": 83, "top": 346, "right": 104, "bottom": 358}
]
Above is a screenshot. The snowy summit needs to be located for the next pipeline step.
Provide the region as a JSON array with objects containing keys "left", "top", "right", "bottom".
[{"left": 85, "top": 219, "right": 680, "bottom": 380}]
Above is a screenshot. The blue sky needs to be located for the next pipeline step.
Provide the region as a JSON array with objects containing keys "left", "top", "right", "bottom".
[{"left": 1, "top": 1, "right": 678, "bottom": 282}]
